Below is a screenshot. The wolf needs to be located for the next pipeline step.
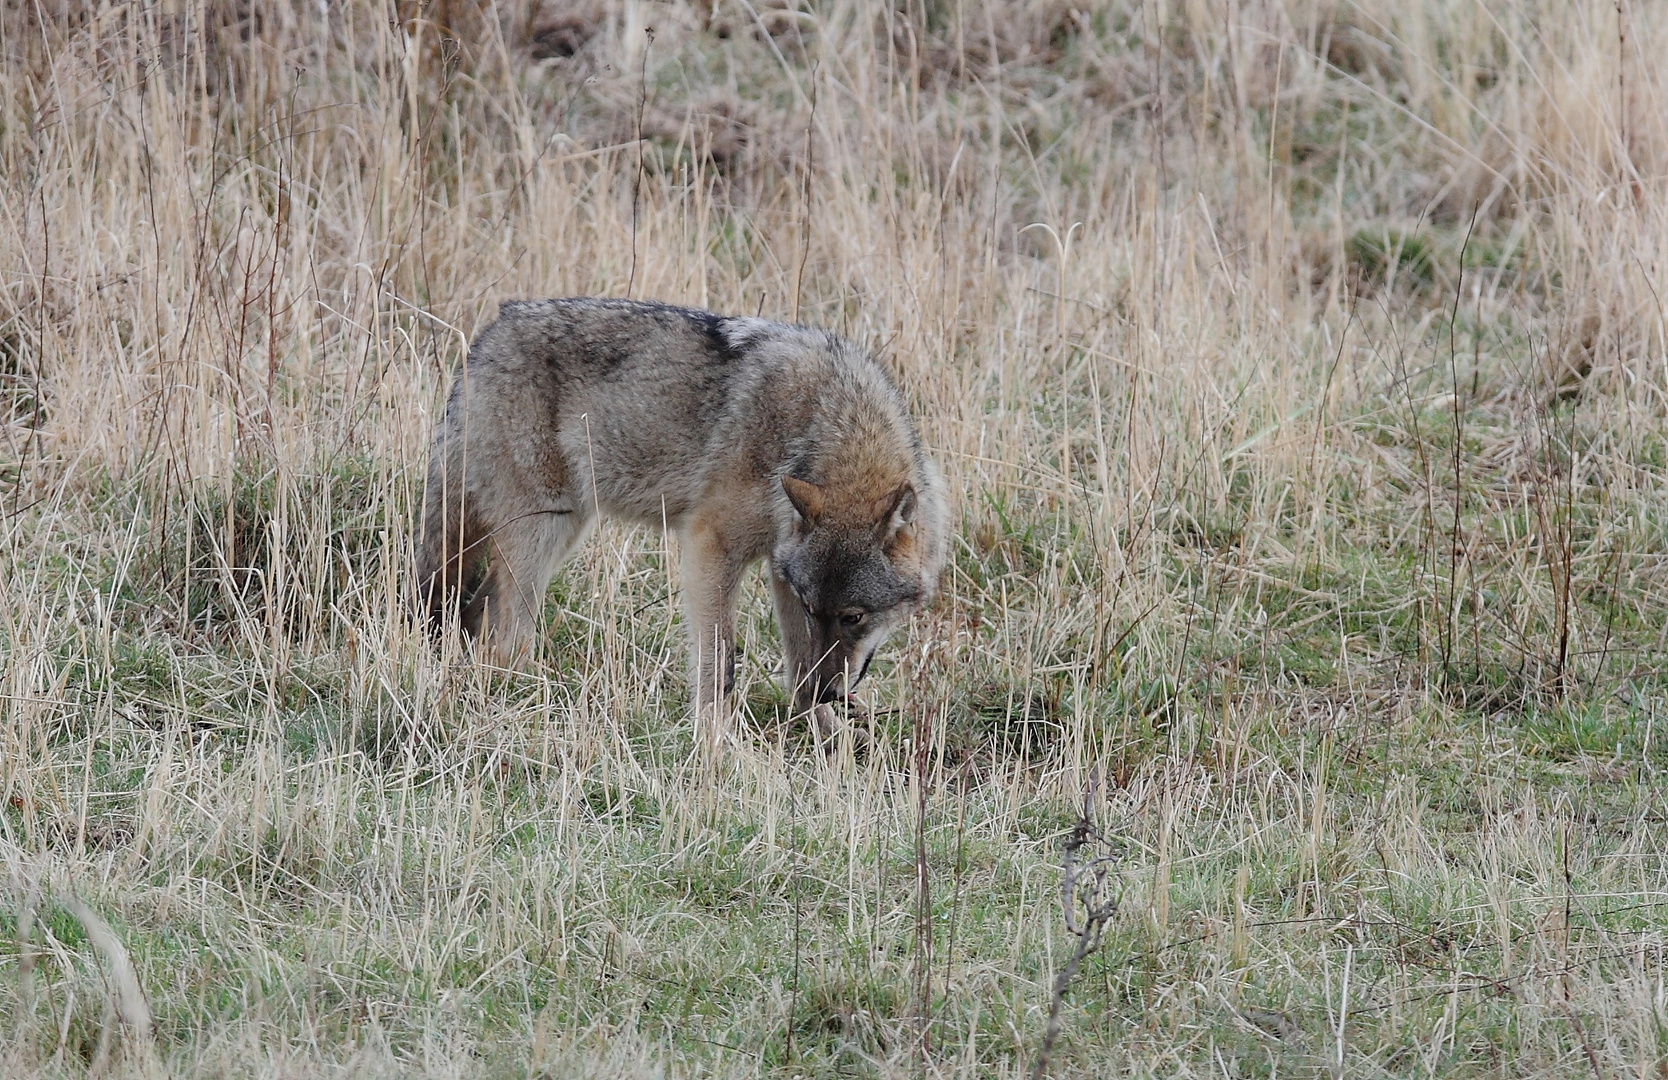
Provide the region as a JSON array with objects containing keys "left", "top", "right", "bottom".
[{"left": 416, "top": 298, "right": 949, "bottom": 739}]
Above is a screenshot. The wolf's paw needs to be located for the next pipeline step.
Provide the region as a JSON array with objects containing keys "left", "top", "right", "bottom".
[{"left": 812, "top": 701, "right": 874, "bottom": 758}]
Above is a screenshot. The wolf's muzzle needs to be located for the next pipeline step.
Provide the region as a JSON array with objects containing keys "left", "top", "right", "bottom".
[{"left": 812, "top": 653, "right": 873, "bottom": 704}]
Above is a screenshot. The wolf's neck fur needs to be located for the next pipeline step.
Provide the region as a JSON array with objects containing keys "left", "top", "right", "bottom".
[{"left": 743, "top": 325, "right": 919, "bottom": 526}]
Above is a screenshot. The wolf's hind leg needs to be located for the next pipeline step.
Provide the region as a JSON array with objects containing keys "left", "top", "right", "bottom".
[
  {"left": 416, "top": 477, "right": 491, "bottom": 632},
  {"left": 460, "top": 508, "right": 589, "bottom": 666}
]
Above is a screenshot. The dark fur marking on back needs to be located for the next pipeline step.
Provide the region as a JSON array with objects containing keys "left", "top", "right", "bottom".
[{"left": 687, "top": 311, "right": 742, "bottom": 363}]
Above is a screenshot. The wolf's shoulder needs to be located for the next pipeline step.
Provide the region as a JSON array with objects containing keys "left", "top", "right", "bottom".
[{"left": 713, "top": 317, "right": 883, "bottom": 377}]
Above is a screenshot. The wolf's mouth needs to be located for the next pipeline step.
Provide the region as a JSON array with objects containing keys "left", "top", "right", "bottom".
[{"left": 814, "top": 654, "right": 873, "bottom": 703}]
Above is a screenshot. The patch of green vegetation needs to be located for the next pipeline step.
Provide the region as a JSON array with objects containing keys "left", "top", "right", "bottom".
[
  {"left": 962, "top": 492, "right": 1052, "bottom": 591},
  {"left": 579, "top": 777, "right": 659, "bottom": 824},
  {"left": 947, "top": 677, "right": 1069, "bottom": 759},
  {"left": 138, "top": 455, "right": 404, "bottom": 647},
  {"left": 1349, "top": 227, "right": 1440, "bottom": 288},
  {"left": 785, "top": 960, "right": 907, "bottom": 1065},
  {"left": 1515, "top": 700, "right": 1654, "bottom": 764}
]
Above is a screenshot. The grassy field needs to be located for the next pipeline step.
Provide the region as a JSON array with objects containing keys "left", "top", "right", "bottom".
[{"left": 3, "top": 0, "right": 1668, "bottom": 1075}]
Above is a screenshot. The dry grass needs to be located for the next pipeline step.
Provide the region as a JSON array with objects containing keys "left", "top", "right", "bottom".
[{"left": 3, "top": 0, "right": 1668, "bottom": 1075}]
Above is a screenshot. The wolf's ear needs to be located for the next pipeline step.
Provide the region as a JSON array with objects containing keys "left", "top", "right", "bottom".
[
  {"left": 874, "top": 484, "right": 917, "bottom": 541},
  {"left": 782, "top": 475, "right": 827, "bottom": 525}
]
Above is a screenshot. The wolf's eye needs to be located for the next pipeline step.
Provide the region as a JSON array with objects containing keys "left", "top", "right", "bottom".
[{"left": 839, "top": 611, "right": 866, "bottom": 629}]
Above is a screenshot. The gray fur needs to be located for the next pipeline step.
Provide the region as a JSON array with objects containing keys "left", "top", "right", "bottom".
[{"left": 417, "top": 298, "right": 949, "bottom": 737}]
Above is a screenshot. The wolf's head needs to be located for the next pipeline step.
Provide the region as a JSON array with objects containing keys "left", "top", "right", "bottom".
[{"left": 772, "top": 472, "right": 943, "bottom": 706}]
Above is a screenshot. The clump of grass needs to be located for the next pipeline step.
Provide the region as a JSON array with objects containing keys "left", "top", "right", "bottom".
[
  {"left": 138, "top": 455, "right": 406, "bottom": 648},
  {"left": 1348, "top": 227, "right": 1441, "bottom": 289}
]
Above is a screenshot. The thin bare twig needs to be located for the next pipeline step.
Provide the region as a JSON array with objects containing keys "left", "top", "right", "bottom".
[
  {"left": 1032, "top": 773, "right": 1120, "bottom": 1080},
  {"left": 626, "top": 27, "right": 654, "bottom": 300}
]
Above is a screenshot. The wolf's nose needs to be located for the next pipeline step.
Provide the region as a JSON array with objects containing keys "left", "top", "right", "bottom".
[{"left": 814, "top": 676, "right": 850, "bottom": 705}]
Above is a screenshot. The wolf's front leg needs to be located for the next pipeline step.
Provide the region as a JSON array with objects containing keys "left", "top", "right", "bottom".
[
  {"left": 768, "top": 564, "right": 855, "bottom": 751},
  {"left": 768, "top": 562, "right": 817, "bottom": 713},
  {"left": 682, "top": 520, "right": 746, "bottom": 746}
]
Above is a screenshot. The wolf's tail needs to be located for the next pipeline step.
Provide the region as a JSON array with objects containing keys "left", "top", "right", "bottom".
[{"left": 415, "top": 436, "right": 489, "bottom": 633}]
